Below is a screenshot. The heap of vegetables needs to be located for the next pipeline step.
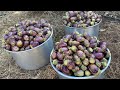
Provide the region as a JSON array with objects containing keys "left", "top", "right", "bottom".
[
  {"left": 2, "top": 19, "right": 52, "bottom": 52},
  {"left": 51, "top": 32, "right": 110, "bottom": 77},
  {"left": 63, "top": 11, "right": 102, "bottom": 28}
]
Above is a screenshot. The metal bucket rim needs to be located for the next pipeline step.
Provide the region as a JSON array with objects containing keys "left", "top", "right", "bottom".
[
  {"left": 5, "top": 28, "right": 53, "bottom": 54},
  {"left": 50, "top": 48, "right": 111, "bottom": 79},
  {"left": 64, "top": 19, "right": 102, "bottom": 30}
]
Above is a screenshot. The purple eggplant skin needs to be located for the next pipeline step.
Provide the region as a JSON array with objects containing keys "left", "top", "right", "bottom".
[
  {"left": 9, "top": 38, "right": 16, "bottom": 46},
  {"left": 72, "top": 66, "right": 80, "bottom": 73},
  {"left": 88, "top": 64, "right": 99, "bottom": 75},
  {"left": 4, "top": 34, "right": 9, "bottom": 40},
  {"left": 77, "top": 50, "right": 86, "bottom": 60},
  {"left": 25, "top": 45, "right": 31, "bottom": 50},
  {"left": 71, "top": 41, "right": 80, "bottom": 46},
  {"left": 94, "top": 53, "right": 104, "bottom": 60},
  {"left": 76, "top": 36, "right": 85, "bottom": 42},
  {"left": 5, "top": 44, "right": 11, "bottom": 50},
  {"left": 84, "top": 50, "right": 90, "bottom": 58},
  {"left": 34, "top": 36, "right": 44, "bottom": 43},
  {"left": 64, "top": 55, "right": 73, "bottom": 60},
  {"left": 84, "top": 39, "right": 90, "bottom": 47},
  {"left": 62, "top": 66, "right": 70, "bottom": 75},
  {"left": 90, "top": 43, "right": 97, "bottom": 48},
  {"left": 16, "top": 40, "right": 23, "bottom": 48},
  {"left": 51, "top": 51, "right": 57, "bottom": 59},
  {"left": 23, "top": 35, "right": 29, "bottom": 41},
  {"left": 94, "top": 47, "right": 103, "bottom": 53},
  {"left": 68, "top": 11, "right": 76, "bottom": 17},
  {"left": 67, "top": 62, "right": 75, "bottom": 70},
  {"left": 74, "top": 70, "right": 84, "bottom": 77},
  {"left": 99, "top": 41, "right": 107, "bottom": 46},
  {"left": 63, "top": 35, "right": 72, "bottom": 42},
  {"left": 100, "top": 44, "right": 107, "bottom": 52},
  {"left": 8, "top": 32, "right": 13, "bottom": 37},
  {"left": 90, "top": 38, "right": 97, "bottom": 44},
  {"left": 24, "top": 41, "right": 29, "bottom": 47},
  {"left": 57, "top": 52, "right": 64, "bottom": 60},
  {"left": 12, "top": 46, "right": 19, "bottom": 51},
  {"left": 83, "top": 33, "right": 91, "bottom": 41},
  {"left": 59, "top": 47, "right": 68, "bottom": 53},
  {"left": 78, "top": 45, "right": 85, "bottom": 51},
  {"left": 30, "top": 41, "right": 39, "bottom": 48},
  {"left": 58, "top": 42, "right": 67, "bottom": 49},
  {"left": 56, "top": 64, "right": 63, "bottom": 71},
  {"left": 64, "top": 50, "right": 73, "bottom": 55}
]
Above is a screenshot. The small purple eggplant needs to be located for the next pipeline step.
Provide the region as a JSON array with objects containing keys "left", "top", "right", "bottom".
[
  {"left": 71, "top": 41, "right": 80, "bottom": 46},
  {"left": 58, "top": 42, "right": 67, "bottom": 49},
  {"left": 16, "top": 40, "right": 23, "bottom": 47},
  {"left": 64, "top": 50, "right": 73, "bottom": 55},
  {"left": 77, "top": 50, "right": 86, "bottom": 60},
  {"left": 51, "top": 51, "right": 57, "bottom": 59},
  {"left": 52, "top": 59, "right": 58, "bottom": 65},
  {"left": 69, "top": 46, "right": 77, "bottom": 52},
  {"left": 94, "top": 53, "right": 104, "bottom": 60},
  {"left": 84, "top": 50, "right": 90, "bottom": 58},
  {"left": 84, "top": 39, "right": 90, "bottom": 47},
  {"left": 90, "top": 43, "right": 97, "bottom": 48},
  {"left": 85, "top": 70, "right": 91, "bottom": 76},
  {"left": 78, "top": 45, "right": 85, "bottom": 51},
  {"left": 9, "top": 38, "right": 16, "bottom": 46},
  {"left": 63, "top": 35, "right": 72, "bottom": 42},
  {"left": 68, "top": 11, "right": 76, "bottom": 17},
  {"left": 56, "top": 64, "right": 63, "bottom": 71},
  {"left": 88, "top": 47, "right": 93, "bottom": 53},
  {"left": 30, "top": 41, "right": 39, "bottom": 48},
  {"left": 74, "top": 70, "right": 84, "bottom": 77},
  {"left": 61, "top": 66, "right": 70, "bottom": 75},
  {"left": 23, "top": 35, "right": 29, "bottom": 41},
  {"left": 76, "top": 36, "right": 85, "bottom": 42},
  {"left": 95, "top": 59, "right": 101, "bottom": 68},
  {"left": 81, "top": 65, "right": 87, "bottom": 71},
  {"left": 90, "top": 38, "right": 97, "bottom": 44},
  {"left": 4, "top": 34, "right": 9, "bottom": 40},
  {"left": 59, "top": 47, "right": 68, "bottom": 53},
  {"left": 94, "top": 47, "right": 103, "bottom": 53},
  {"left": 72, "top": 66, "right": 80, "bottom": 73},
  {"left": 57, "top": 52, "right": 64, "bottom": 60},
  {"left": 12, "top": 46, "right": 19, "bottom": 51},
  {"left": 5, "top": 44, "right": 11, "bottom": 50},
  {"left": 88, "top": 64, "right": 99, "bottom": 75},
  {"left": 34, "top": 36, "right": 44, "bottom": 43},
  {"left": 83, "top": 58, "right": 89, "bottom": 66},
  {"left": 64, "top": 55, "right": 73, "bottom": 60},
  {"left": 67, "top": 61, "right": 75, "bottom": 70},
  {"left": 89, "top": 58, "right": 95, "bottom": 64}
]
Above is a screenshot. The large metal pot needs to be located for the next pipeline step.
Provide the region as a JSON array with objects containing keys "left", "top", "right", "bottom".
[
  {"left": 5, "top": 29, "right": 54, "bottom": 70},
  {"left": 50, "top": 48, "right": 111, "bottom": 79},
  {"left": 64, "top": 20, "right": 102, "bottom": 38}
]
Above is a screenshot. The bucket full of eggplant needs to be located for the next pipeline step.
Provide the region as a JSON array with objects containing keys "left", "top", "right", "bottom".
[
  {"left": 63, "top": 11, "right": 102, "bottom": 38},
  {"left": 2, "top": 19, "right": 53, "bottom": 70},
  {"left": 50, "top": 32, "right": 111, "bottom": 79}
]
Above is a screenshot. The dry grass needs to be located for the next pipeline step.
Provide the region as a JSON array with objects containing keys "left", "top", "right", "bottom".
[{"left": 0, "top": 11, "right": 120, "bottom": 79}]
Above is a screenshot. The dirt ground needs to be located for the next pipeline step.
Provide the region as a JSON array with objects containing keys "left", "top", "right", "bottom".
[{"left": 0, "top": 11, "right": 120, "bottom": 79}]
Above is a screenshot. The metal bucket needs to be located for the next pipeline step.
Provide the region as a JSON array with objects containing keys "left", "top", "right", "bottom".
[
  {"left": 5, "top": 29, "right": 54, "bottom": 70},
  {"left": 50, "top": 48, "right": 111, "bottom": 79},
  {"left": 64, "top": 20, "right": 102, "bottom": 38}
]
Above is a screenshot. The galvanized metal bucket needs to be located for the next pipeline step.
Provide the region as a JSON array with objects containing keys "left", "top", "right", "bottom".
[
  {"left": 50, "top": 48, "right": 111, "bottom": 79},
  {"left": 5, "top": 29, "right": 54, "bottom": 70},
  {"left": 64, "top": 20, "right": 102, "bottom": 38}
]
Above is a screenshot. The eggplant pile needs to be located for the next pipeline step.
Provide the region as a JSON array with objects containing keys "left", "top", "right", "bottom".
[
  {"left": 51, "top": 32, "right": 110, "bottom": 77},
  {"left": 2, "top": 19, "right": 52, "bottom": 52},
  {"left": 63, "top": 11, "right": 102, "bottom": 28}
]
